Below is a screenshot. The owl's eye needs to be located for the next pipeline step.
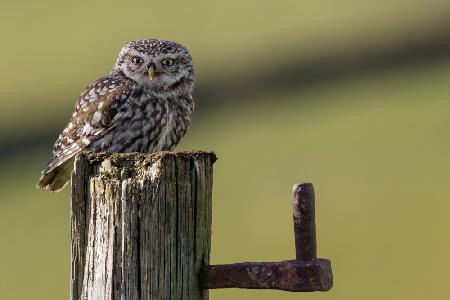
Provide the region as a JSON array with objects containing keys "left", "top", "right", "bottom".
[
  {"left": 131, "top": 56, "right": 144, "bottom": 65},
  {"left": 161, "top": 58, "right": 174, "bottom": 66}
]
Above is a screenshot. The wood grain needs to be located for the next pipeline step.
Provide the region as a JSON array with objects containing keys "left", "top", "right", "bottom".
[{"left": 70, "top": 151, "right": 216, "bottom": 300}]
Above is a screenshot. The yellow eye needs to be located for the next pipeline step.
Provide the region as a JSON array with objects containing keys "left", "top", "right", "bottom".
[
  {"left": 161, "top": 58, "right": 174, "bottom": 66},
  {"left": 131, "top": 56, "right": 144, "bottom": 64}
]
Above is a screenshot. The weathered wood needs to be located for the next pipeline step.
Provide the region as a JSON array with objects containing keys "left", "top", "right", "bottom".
[{"left": 70, "top": 151, "right": 216, "bottom": 300}]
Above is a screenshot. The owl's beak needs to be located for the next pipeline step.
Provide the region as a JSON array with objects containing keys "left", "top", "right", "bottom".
[{"left": 147, "top": 66, "right": 155, "bottom": 81}]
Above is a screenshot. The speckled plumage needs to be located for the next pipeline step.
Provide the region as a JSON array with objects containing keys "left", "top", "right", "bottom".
[{"left": 37, "top": 39, "right": 195, "bottom": 191}]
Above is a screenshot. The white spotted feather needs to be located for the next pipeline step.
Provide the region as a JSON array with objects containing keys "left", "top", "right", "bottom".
[{"left": 37, "top": 39, "right": 195, "bottom": 192}]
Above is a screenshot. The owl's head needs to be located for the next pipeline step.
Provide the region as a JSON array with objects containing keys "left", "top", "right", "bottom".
[{"left": 113, "top": 39, "right": 194, "bottom": 90}]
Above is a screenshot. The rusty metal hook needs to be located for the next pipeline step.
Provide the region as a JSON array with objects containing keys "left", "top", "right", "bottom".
[{"left": 201, "top": 183, "right": 333, "bottom": 292}]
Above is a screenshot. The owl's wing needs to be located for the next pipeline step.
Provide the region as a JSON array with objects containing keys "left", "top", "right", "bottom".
[{"left": 37, "top": 76, "right": 133, "bottom": 191}]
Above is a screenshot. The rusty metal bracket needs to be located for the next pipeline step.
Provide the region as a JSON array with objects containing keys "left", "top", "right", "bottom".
[{"left": 201, "top": 183, "right": 333, "bottom": 292}]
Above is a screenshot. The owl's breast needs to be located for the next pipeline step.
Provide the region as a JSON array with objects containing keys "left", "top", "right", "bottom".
[
  {"left": 154, "top": 97, "right": 193, "bottom": 151},
  {"left": 88, "top": 92, "right": 193, "bottom": 154}
]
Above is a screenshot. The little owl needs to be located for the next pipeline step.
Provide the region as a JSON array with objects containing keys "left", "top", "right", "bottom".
[{"left": 37, "top": 39, "right": 195, "bottom": 192}]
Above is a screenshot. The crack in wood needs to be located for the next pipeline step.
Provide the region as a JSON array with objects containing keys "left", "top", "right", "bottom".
[{"left": 71, "top": 151, "right": 215, "bottom": 300}]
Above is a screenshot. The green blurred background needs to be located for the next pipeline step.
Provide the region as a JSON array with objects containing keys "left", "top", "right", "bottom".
[{"left": 2, "top": 1, "right": 450, "bottom": 299}]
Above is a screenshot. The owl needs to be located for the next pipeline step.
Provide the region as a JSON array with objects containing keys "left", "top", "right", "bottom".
[{"left": 37, "top": 39, "right": 195, "bottom": 192}]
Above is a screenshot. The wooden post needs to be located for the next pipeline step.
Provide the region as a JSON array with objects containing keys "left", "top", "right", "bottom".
[{"left": 70, "top": 151, "right": 216, "bottom": 300}]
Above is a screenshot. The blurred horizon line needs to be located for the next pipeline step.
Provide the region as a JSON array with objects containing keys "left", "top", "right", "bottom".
[{"left": 4, "top": 24, "right": 450, "bottom": 160}]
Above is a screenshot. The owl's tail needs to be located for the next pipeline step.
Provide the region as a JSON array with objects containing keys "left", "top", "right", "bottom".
[{"left": 36, "top": 157, "right": 75, "bottom": 192}]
